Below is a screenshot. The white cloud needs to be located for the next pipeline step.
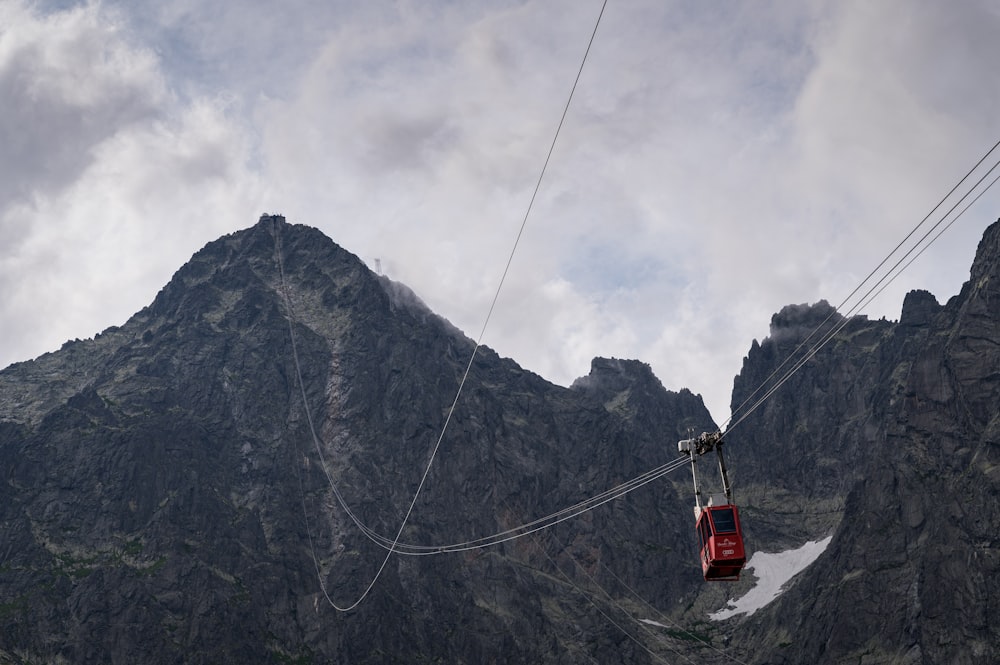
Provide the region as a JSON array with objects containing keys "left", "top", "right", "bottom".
[
  {"left": 0, "top": 0, "right": 164, "bottom": 210},
  {"left": 0, "top": 0, "right": 260, "bottom": 368},
  {"left": 249, "top": 0, "right": 824, "bottom": 418},
  {"left": 787, "top": 0, "right": 1000, "bottom": 296},
  {"left": 4, "top": 0, "right": 1000, "bottom": 426}
]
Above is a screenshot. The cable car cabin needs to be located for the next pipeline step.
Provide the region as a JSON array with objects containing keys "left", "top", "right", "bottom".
[{"left": 695, "top": 504, "right": 746, "bottom": 581}]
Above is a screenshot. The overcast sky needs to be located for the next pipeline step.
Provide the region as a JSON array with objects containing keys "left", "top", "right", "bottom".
[{"left": 3, "top": 0, "right": 1000, "bottom": 424}]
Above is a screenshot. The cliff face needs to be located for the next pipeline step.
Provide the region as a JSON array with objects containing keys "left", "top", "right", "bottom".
[
  {"left": 0, "top": 216, "right": 718, "bottom": 664},
  {"left": 727, "top": 221, "right": 1000, "bottom": 664}
]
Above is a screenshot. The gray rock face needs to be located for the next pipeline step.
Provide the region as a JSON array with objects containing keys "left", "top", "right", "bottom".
[
  {"left": 727, "top": 220, "right": 1000, "bottom": 664},
  {"left": 0, "top": 216, "right": 718, "bottom": 664}
]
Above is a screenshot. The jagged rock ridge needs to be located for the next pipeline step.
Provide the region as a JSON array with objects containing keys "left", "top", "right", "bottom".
[{"left": 727, "top": 220, "right": 1000, "bottom": 664}]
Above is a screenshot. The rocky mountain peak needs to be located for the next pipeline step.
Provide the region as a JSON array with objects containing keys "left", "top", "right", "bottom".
[
  {"left": 143, "top": 213, "right": 361, "bottom": 321},
  {"left": 899, "top": 288, "right": 940, "bottom": 326},
  {"left": 0, "top": 216, "right": 721, "bottom": 664},
  {"left": 767, "top": 299, "right": 843, "bottom": 343},
  {"left": 571, "top": 356, "right": 663, "bottom": 394},
  {"left": 968, "top": 216, "right": 1000, "bottom": 286},
  {"left": 728, "top": 219, "right": 1000, "bottom": 664}
]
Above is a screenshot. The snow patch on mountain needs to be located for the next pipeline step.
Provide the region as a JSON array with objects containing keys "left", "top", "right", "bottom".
[{"left": 710, "top": 536, "right": 833, "bottom": 620}]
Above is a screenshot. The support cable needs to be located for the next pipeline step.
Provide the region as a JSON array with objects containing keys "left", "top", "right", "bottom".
[
  {"left": 857, "top": 166, "right": 1000, "bottom": 313},
  {"left": 356, "top": 456, "right": 691, "bottom": 555}
]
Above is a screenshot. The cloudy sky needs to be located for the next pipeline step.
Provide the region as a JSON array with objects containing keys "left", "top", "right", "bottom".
[{"left": 3, "top": 0, "right": 1000, "bottom": 424}]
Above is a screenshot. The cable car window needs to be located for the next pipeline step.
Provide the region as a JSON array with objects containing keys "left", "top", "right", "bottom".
[
  {"left": 710, "top": 508, "right": 737, "bottom": 534},
  {"left": 699, "top": 515, "right": 711, "bottom": 548}
]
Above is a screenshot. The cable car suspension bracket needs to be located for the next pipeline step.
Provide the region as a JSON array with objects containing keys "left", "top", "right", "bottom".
[{"left": 677, "top": 431, "right": 734, "bottom": 519}]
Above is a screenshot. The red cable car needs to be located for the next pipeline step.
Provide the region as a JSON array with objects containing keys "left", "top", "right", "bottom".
[
  {"left": 695, "top": 504, "right": 746, "bottom": 580},
  {"left": 679, "top": 432, "right": 748, "bottom": 581}
]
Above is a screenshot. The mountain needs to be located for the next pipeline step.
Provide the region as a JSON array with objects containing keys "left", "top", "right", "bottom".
[
  {"left": 725, "top": 220, "right": 1000, "bottom": 664},
  {"left": 3, "top": 213, "right": 999, "bottom": 664},
  {"left": 0, "top": 215, "right": 719, "bottom": 664}
]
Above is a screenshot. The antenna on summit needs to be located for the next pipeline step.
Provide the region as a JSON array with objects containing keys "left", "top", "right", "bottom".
[{"left": 374, "top": 258, "right": 382, "bottom": 275}]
